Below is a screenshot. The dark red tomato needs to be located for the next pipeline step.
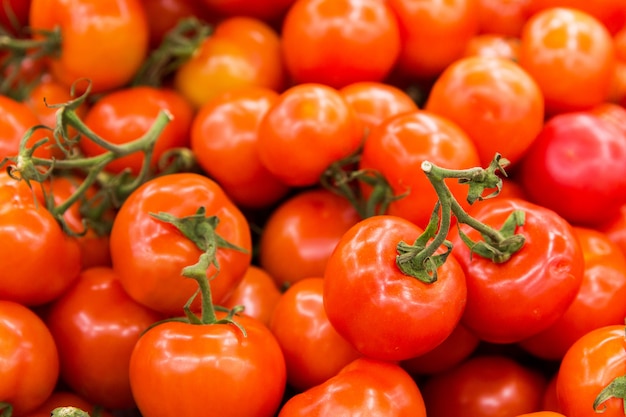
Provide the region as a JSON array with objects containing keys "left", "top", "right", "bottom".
[
  {"left": 257, "top": 83, "right": 363, "bottom": 187},
  {"left": 200, "top": 0, "right": 295, "bottom": 22},
  {"left": 269, "top": 277, "right": 361, "bottom": 392},
  {"left": 421, "top": 355, "right": 547, "bottom": 417},
  {"left": 0, "top": 300, "right": 59, "bottom": 416},
  {"left": 519, "top": 226, "right": 626, "bottom": 361},
  {"left": 258, "top": 188, "right": 361, "bottom": 289},
  {"left": 517, "top": 111, "right": 626, "bottom": 227},
  {"left": 449, "top": 197, "right": 584, "bottom": 344},
  {"left": 556, "top": 324, "right": 626, "bottom": 416},
  {"left": 281, "top": 0, "right": 401, "bottom": 88},
  {"left": 45, "top": 267, "right": 163, "bottom": 410},
  {"left": 129, "top": 312, "right": 286, "bottom": 417},
  {"left": 476, "top": 0, "right": 532, "bottom": 37},
  {"left": 21, "top": 391, "right": 115, "bottom": 417},
  {"left": 528, "top": 0, "right": 626, "bottom": 35},
  {"left": 0, "top": 0, "right": 31, "bottom": 35},
  {"left": 359, "top": 109, "right": 481, "bottom": 229},
  {"left": 600, "top": 203, "right": 626, "bottom": 257},
  {"left": 323, "top": 215, "right": 467, "bottom": 361},
  {"left": 278, "top": 357, "right": 427, "bottom": 416},
  {"left": 140, "top": 0, "right": 214, "bottom": 48},
  {"left": 541, "top": 373, "right": 563, "bottom": 413},
  {"left": 190, "top": 87, "right": 290, "bottom": 209},
  {"left": 110, "top": 173, "right": 252, "bottom": 317},
  {"left": 80, "top": 86, "right": 194, "bottom": 176},
  {"left": 0, "top": 94, "right": 54, "bottom": 160}
]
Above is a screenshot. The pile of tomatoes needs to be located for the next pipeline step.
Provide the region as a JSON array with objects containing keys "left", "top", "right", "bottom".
[{"left": 2, "top": 0, "right": 626, "bottom": 416}]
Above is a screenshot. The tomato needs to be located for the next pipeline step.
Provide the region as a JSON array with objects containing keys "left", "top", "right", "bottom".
[
  {"left": 200, "top": 0, "right": 296, "bottom": 23},
  {"left": 258, "top": 187, "right": 360, "bottom": 289},
  {"left": 421, "top": 354, "right": 547, "bottom": 417},
  {"left": 448, "top": 197, "right": 584, "bottom": 344},
  {"left": 140, "top": 0, "right": 213, "bottom": 48},
  {"left": 517, "top": 111, "right": 626, "bottom": 227},
  {"left": 79, "top": 85, "right": 194, "bottom": 176},
  {"left": 278, "top": 357, "right": 427, "bottom": 416},
  {"left": 222, "top": 265, "right": 282, "bottom": 328},
  {"left": 29, "top": 0, "right": 149, "bottom": 94},
  {"left": 600, "top": 204, "right": 626, "bottom": 257},
  {"left": 589, "top": 101, "right": 626, "bottom": 136},
  {"left": 257, "top": 83, "right": 363, "bottom": 187},
  {"left": 174, "top": 16, "right": 285, "bottom": 108},
  {"left": 541, "top": 373, "right": 563, "bottom": 413},
  {"left": 425, "top": 55, "right": 544, "bottom": 168},
  {"left": 268, "top": 277, "right": 361, "bottom": 392},
  {"left": 556, "top": 324, "right": 626, "bottom": 416},
  {"left": 323, "top": 215, "right": 467, "bottom": 361},
  {"left": 0, "top": 94, "right": 54, "bottom": 160},
  {"left": 358, "top": 109, "right": 481, "bottom": 229},
  {"left": 110, "top": 173, "right": 252, "bottom": 317},
  {"left": 388, "top": 0, "right": 480, "bottom": 80},
  {"left": 129, "top": 312, "right": 286, "bottom": 417},
  {"left": 190, "top": 87, "right": 290, "bottom": 209},
  {"left": 0, "top": 300, "right": 59, "bottom": 416},
  {"left": 477, "top": 0, "right": 532, "bottom": 37},
  {"left": 514, "top": 412, "right": 567, "bottom": 417},
  {"left": 518, "top": 7, "right": 616, "bottom": 114},
  {"left": 0, "top": 0, "right": 31, "bottom": 35},
  {"left": 528, "top": 0, "right": 626, "bottom": 35},
  {"left": 339, "top": 81, "right": 419, "bottom": 134},
  {"left": 20, "top": 391, "right": 115, "bottom": 417},
  {"left": 280, "top": 0, "right": 401, "bottom": 88},
  {"left": 462, "top": 34, "right": 521, "bottom": 61},
  {"left": 519, "top": 226, "right": 626, "bottom": 361}
]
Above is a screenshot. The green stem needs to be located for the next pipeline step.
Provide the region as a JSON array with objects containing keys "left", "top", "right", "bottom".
[
  {"left": 0, "top": 402, "right": 12, "bottom": 417},
  {"left": 594, "top": 375, "right": 626, "bottom": 413},
  {"left": 51, "top": 407, "right": 90, "bottom": 417}
]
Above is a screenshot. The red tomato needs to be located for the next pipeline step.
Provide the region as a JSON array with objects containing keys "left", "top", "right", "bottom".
[
  {"left": 45, "top": 267, "right": 163, "bottom": 410},
  {"left": 0, "top": 300, "right": 59, "bottom": 416},
  {"left": 129, "top": 312, "right": 286, "bottom": 417},
  {"left": 600, "top": 204, "right": 626, "bottom": 258},
  {"left": 421, "top": 355, "right": 547, "bottom": 417},
  {"left": 358, "top": 109, "right": 481, "bottom": 229},
  {"left": 110, "top": 173, "right": 252, "bottom": 317},
  {"left": 257, "top": 83, "right": 363, "bottom": 187},
  {"left": 541, "top": 373, "right": 563, "bottom": 413},
  {"left": 80, "top": 86, "right": 194, "bottom": 176},
  {"left": 388, "top": 0, "right": 480, "bottom": 79},
  {"left": 449, "top": 197, "right": 584, "bottom": 344},
  {"left": 323, "top": 215, "right": 467, "bottom": 361},
  {"left": 200, "top": 0, "right": 296, "bottom": 22},
  {"left": 477, "top": 0, "right": 532, "bottom": 36},
  {"left": 0, "top": 0, "right": 31, "bottom": 35},
  {"left": 258, "top": 188, "right": 361, "bottom": 289},
  {"left": 269, "top": 277, "right": 361, "bottom": 392},
  {"left": 140, "top": 0, "right": 213, "bottom": 48},
  {"left": 20, "top": 391, "right": 115, "bottom": 417},
  {"left": 589, "top": 101, "right": 626, "bottom": 136},
  {"left": 0, "top": 94, "right": 54, "bottom": 160},
  {"left": 518, "top": 7, "right": 616, "bottom": 114},
  {"left": 514, "top": 412, "right": 566, "bottom": 417},
  {"left": 517, "top": 111, "right": 626, "bottom": 227},
  {"left": 29, "top": 0, "right": 149, "bottom": 93},
  {"left": 519, "top": 226, "right": 626, "bottom": 360},
  {"left": 190, "top": 87, "right": 290, "bottom": 209},
  {"left": 425, "top": 55, "right": 544, "bottom": 168},
  {"left": 278, "top": 357, "right": 427, "bottom": 416},
  {"left": 528, "top": 0, "right": 626, "bottom": 35},
  {"left": 281, "top": 0, "right": 401, "bottom": 88},
  {"left": 556, "top": 324, "right": 626, "bottom": 416},
  {"left": 462, "top": 34, "right": 522, "bottom": 61}
]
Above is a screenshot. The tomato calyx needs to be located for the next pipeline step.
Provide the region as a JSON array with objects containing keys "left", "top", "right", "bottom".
[
  {"left": 594, "top": 374, "right": 626, "bottom": 413},
  {"left": 51, "top": 406, "right": 91, "bottom": 417},
  {"left": 0, "top": 402, "right": 12, "bottom": 417},
  {"left": 396, "top": 154, "right": 526, "bottom": 282},
  {"left": 150, "top": 207, "right": 249, "bottom": 334}
]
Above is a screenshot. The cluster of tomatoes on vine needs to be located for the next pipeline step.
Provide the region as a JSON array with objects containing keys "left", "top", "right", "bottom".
[{"left": 1, "top": 0, "right": 626, "bottom": 416}]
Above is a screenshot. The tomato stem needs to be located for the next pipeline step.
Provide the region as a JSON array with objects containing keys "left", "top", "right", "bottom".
[
  {"left": 0, "top": 402, "right": 12, "bottom": 417},
  {"left": 594, "top": 374, "right": 626, "bottom": 413}
]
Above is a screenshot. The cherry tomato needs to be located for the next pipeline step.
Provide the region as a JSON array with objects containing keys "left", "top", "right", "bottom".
[
  {"left": 0, "top": 300, "right": 59, "bottom": 416},
  {"left": 517, "top": 111, "right": 626, "bottom": 227},
  {"left": 518, "top": 7, "right": 616, "bottom": 114},
  {"left": 449, "top": 197, "right": 584, "bottom": 344},
  {"left": 140, "top": 0, "right": 213, "bottom": 48},
  {"left": 190, "top": 87, "right": 290, "bottom": 209},
  {"left": 477, "top": 0, "right": 532, "bottom": 36},
  {"left": 29, "top": 0, "right": 149, "bottom": 93},
  {"left": 0, "top": 94, "right": 54, "bottom": 160},
  {"left": 462, "top": 34, "right": 521, "bottom": 61},
  {"left": 110, "top": 173, "right": 252, "bottom": 317},
  {"left": 280, "top": 0, "right": 401, "bottom": 88},
  {"left": 556, "top": 324, "right": 626, "bottom": 416},
  {"left": 257, "top": 83, "right": 363, "bottom": 187},
  {"left": 200, "top": 0, "right": 296, "bottom": 23},
  {"left": 358, "top": 109, "right": 481, "bottom": 229},
  {"left": 0, "top": 0, "right": 31, "bottom": 35},
  {"left": 323, "top": 215, "right": 467, "bottom": 361},
  {"left": 20, "top": 391, "right": 115, "bottom": 417},
  {"left": 421, "top": 354, "right": 547, "bottom": 417},
  {"left": 589, "top": 101, "right": 626, "bottom": 136},
  {"left": 514, "top": 412, "right": 566, "bottom": 417},
  {"left": 129, "top": 312, "right": 286, "bottom": 417},
  {"left": 258, "top": 187, "right": 360, "bottom": 289},
  {"left": 600, "top": 203, "right": 626, "bottom": 257},
  {"left": 528, "top": 0, "right": 626, "bottom": 35},
  {"left": 278, "top": 357, "right": 427, "bottom": 416},
  {"left": 541, "top": 373, "right": 563, "bottom": 413},
  {"left": 425, "top": 55, "right": 544, "bottom": 168}
]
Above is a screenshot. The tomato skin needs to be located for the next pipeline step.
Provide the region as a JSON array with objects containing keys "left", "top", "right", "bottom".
[
  {"left": 129, "top": 313, "right": 286, "bottom": 417},
  {"left": 462, "top": 34, "right": 521, "bottom": 61},
  {"left": 519, "top": 226, "right": 626, "bottom": 360},
  {"left": 29, "top": 0, "right": 149, "bottom": 93},
  {"left": 0, "top": 300, "right": 60, "bottom": 416},
  {"left": 280, "top": 0, "right": 401, "bottom": 88},
  {"left": 0, "top": 0, "right": 31, "bottom": 35},
  {"left": 528, "top": 0, "right": 626, "bottom": 35},
  {"left": 517, "top": 111, "right": 626, "bottom": 227},
  {"left": 278, "top": 357, "right": 427, "bottom": 417},
  {"left": 323, "top": 215, "right": 467, "bottom": 362},
  {"left": 257, "top": 83, "right": 363, "bottom": 187},
  {"left": 556, "top": 324, "right": 626, "bottom": 416},
  {"left": 109, "top": 173, "right": 252, "bottom": 317},
  {"left": 20, "top": 391, "right": 115, "bottom": 417},
  {"left": 515, "top": 413, "right": 566, "bottom": 417},
  {"left": 45, "top": 267, "right": 163, "bottom": 410},
  {"left": 449, "top": 197, "right": 584, "bottom": 344},
  {"left": 421, "top": 355, "right": 547, "bottom": 417},
  {"left": 200, "top": 0, "right": 295, "bottom": 22},
  {"left": 600, "top": 204, "right": 626, "bottom": 258},
  {"left": 0, "top": 94, "right": 53, "bottom": 160},
  {"left": 477, "top": 0, "right": 532, "bottom": 37},
  {"left": 269, "top": 277, "right": 361, "bottom": 392}
]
